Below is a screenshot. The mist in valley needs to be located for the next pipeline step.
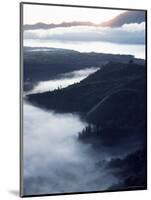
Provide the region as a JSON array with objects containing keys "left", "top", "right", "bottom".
[
  {"left": 27, "top": 67, "right": 100, "bottom": 94},
  {"left": 23, "top": 102, "right": 117, "bottom": 195}
]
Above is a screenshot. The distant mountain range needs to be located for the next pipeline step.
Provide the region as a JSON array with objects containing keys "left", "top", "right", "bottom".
[
  {"left": 101, "top": 10, "right": 146, "bottom": 27},
  {"left": 24, "top": 10, "right": 145, "bottom": 30},
  {"left": 24, "top": 21, "right": 94, "bottom": 30}
]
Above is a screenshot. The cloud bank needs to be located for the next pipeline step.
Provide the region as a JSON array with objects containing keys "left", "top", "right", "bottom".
[
  {"left": 23, "top": 103, "right": 116, "bottom": 195},
  {"left": 27, "top": 67, "right": 99, "bottom": 94},
  {"left": 24, "top": 22, "right": 145, "bottom": 45},
  {"left": 23, "top": 102, "right": 145, "bottom": 195}
]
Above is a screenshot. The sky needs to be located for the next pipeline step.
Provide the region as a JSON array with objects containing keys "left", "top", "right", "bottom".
[
  {"left": 23, "top": 4, "right": 145, "bottom": 59},
  {"left": 23, "top": 4, "right": 125, "bottom": 25}
]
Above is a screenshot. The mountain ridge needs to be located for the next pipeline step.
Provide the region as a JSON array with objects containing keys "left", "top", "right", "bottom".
[{"left": 26, "top": 61, "right": 146, "bottom": 125}]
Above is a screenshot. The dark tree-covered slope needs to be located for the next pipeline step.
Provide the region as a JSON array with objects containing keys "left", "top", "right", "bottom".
[
  {"left": 27, "top": 62, "right": 146, "bottom": 118},
  {"left": 24, "top": 47, "right": 144, "bottom": 91},
  {"left": 27, "top": 60, "right": 147, "bottom": 173}
]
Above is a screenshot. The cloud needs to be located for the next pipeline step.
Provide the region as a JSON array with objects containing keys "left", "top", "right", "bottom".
[
  {"left": 23, "top": 103, "right": 116, "bottom": 195},
  {"left": 23, "top": 102, "right": 146, "bottom": 195},
  {"left": 24, "top": 22, "right": 145, "bottom": 45},
  {"left": 27, "top": 67, "right": 99, "bottom": 94}
]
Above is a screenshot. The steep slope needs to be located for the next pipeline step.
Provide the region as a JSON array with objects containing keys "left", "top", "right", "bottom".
[
  {"left": 27, "top": 62, "right": 146, "bottom": 118},
  {"left": 87, "top": 89, "right": 145, "bottom": 127},
  {"left": 27, "top": 61, "right": 146, "bottom": 151}
]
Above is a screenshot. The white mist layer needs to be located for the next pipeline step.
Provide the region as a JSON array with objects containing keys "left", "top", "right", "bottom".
[
  {"left": 24, "top": 40, "right": 145, "bottom": 59},
  {"left": 23, "top": 103, "right": 116, "bottom": 195},
  {"left": 27, "top": 67, "right": 100, "bottom": 94}
]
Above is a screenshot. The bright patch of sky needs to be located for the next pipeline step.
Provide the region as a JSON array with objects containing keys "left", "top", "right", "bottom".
[{"left": 23, "top": 4, "right": 125, "bottom": 25}]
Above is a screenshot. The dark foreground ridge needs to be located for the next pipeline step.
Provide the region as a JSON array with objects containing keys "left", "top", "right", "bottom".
[
  {"left": 27, "top": 61, "right": 146, "bottom": 148},
  {"left": 27, "top": 61, "right": 146, "bottom": 117}
]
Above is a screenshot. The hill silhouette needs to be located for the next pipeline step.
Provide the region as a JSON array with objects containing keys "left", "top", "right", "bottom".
[
  {"left": 27, "top": 61, "right": 146, "bottom": 163},
  {"left": 101, "top": 10, "right": 146, "bottom": 27},
  {"left": 27, "top": 61, "right": 146, "bottom": 127},
  {"left": 24, "top": 47, "right": 144, "bottom": 91}
]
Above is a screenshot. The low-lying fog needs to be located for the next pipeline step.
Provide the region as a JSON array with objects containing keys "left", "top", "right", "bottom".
[
  {"left": 23, "top": 102, "right": 117, "bottom": 195},
  {"left": 25, "top": 40, "right": 145, "bottom": 59},
  {"left": 27, "top": 67, "right": 99, "bottom": 94}
]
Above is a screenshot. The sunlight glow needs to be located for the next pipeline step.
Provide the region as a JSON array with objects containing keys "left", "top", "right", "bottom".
[{"left": 24, "top": 4, "right": 125, "bottom": 25}]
